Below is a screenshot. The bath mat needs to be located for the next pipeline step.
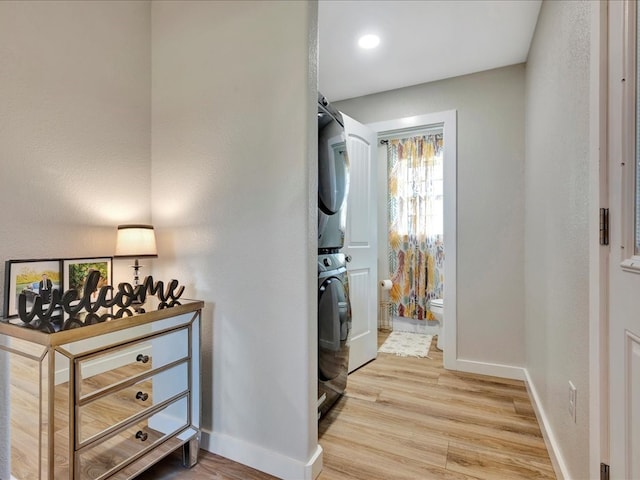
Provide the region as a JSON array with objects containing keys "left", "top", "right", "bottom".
[{"left": 378, "top": 331, "right": 432, "bottom": 358}]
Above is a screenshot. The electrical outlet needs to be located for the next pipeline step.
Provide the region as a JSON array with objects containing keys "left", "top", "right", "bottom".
[{"left": 568, "top": 381, "right": 577, "bottom": 422}]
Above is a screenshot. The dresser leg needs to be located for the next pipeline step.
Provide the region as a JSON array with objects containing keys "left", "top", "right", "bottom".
[{"left": 182, "top": 437, "right": 199, "bottom": 468}]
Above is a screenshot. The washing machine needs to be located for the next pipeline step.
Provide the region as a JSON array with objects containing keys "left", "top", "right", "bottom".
[
  {"left": 318, "top": 93, "right": 349, "bottom": 253},
  {"left": 317, "top": 252, "right": 351, "bottom": 419}
]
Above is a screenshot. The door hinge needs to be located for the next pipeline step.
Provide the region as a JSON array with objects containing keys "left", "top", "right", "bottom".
[
  {"left": 600, "top": 208, "right": 609, "bottom": 245},
  {"left": 600, "top": 462, "right": 610, "bottom": 480}
]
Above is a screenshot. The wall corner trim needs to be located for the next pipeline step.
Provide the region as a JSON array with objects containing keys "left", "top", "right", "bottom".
[
  {"left": 454, "top": 358, "right": 526, "bottom": 380},
  {"left": 524, "top": 369, "right": 570, "bottom": 480},
  {"left": 307, "top": 444, "right": 324, "bottom": 479},
  {"left": 201, "top": 430, "right": 323, "bottom": 480}
]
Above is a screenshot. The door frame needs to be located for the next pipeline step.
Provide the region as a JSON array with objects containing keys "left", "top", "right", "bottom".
[
  {"left": 590, "top": 1, "right": 608, "bottom": 478},
  {"left": 367, "top": 110, "right": 457, "bottom": 370}
]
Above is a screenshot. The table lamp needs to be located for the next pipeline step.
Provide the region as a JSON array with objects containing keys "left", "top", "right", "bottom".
[{"left": 114, "top": 224, "right": 158, "bottom": 286}]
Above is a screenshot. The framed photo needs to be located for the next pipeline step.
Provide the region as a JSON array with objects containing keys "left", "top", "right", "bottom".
[
  {"left": 63, "top": 257, "right": 113, "bottom": 301},
  {"left": 4, "top": 259, "right": 62, "bottom": 318}
]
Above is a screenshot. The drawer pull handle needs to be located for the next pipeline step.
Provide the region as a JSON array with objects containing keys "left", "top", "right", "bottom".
[
  {"left": 135, "top": 430, "right": 148, "bottom": 442},
  {"left": 136, "top": 354, "right": 150, "bottom": 364},
  {"left": 136, "top": 391, "right": 149, "bottom": 401}
]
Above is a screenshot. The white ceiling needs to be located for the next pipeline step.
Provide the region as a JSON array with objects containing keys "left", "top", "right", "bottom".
[{"left": 318, "top": 0, "right": 542, "bottom": 102}]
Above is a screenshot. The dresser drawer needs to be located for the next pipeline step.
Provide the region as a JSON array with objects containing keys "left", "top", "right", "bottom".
[
  {"left": 76, "top": 327, "right": 189, "bottom": 399},
  {"left": 75, "top": 395, "right": 189, "bottom": 480},
  {"left": 77, "top": 361, "right": 189, "bottom": 446}
]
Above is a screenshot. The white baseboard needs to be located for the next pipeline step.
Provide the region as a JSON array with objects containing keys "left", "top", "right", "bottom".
[
  {"left": 523, "top": 368, "right": 569, "bottom": 480},
  {"left": 454, "top": 360, "right": 568, "bottom": 479},
  {"left": 308, "top": 444, "right": 323, "bottom": 479},
  {"left": 454, "top": 358, "right": 525, "bottom": 380},
  {"left": 201, "top": 429, "right": 323, "bottom": 480}
]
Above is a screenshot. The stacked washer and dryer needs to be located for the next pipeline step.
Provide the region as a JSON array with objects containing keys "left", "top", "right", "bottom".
[{"left": 317, "top": 94, "right": 351, "bottom": 420}]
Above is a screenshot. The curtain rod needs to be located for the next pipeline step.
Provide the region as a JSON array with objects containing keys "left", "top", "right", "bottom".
[{"left": 377, "top": 124, "right": 444, "bottom": 144}]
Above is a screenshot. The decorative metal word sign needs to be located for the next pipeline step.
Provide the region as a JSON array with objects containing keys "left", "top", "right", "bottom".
[{"left": 17, "top": 269, "right": 185, "bottom": 332}]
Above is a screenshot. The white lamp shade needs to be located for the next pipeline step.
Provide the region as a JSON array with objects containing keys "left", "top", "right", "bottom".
[{"left": 115, "top": 225, "right": 158, "bottom": 258}]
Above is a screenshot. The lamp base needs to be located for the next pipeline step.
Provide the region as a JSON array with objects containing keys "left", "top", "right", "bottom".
[
  {"left": 131, "top": 259, "right": 145, "bottom": 312},
  {"left": 132, "top": 259, "right": 142, "bottom": 288}
]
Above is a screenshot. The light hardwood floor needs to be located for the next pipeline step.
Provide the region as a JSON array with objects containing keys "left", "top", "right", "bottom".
[{"left": 135, "top": 331, "right": 556, "bottom": 480}]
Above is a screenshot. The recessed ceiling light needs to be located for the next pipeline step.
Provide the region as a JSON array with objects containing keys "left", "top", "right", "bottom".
[{"left": 358, "top": 34, "right": 380, "bottom": 49}]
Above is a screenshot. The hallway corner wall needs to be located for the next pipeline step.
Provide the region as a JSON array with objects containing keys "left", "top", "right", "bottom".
[
  {"left": 524, "top": 1, "right": 592, "bottom": 478},
  {"left": 150, "top": 1, "right": 320, "bottom": 478}
]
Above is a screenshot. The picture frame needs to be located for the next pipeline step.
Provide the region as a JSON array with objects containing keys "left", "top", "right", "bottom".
[
  {"left": 62, "top": 257, "right": 113, "bottom": 301},
  {"left": 3, "top": 259, "right": 62, "bottom": 318}
]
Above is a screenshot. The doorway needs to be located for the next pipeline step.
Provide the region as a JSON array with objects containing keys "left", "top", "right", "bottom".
[{"left": 367, "top": 110, "right": 457, "bottom": 369}]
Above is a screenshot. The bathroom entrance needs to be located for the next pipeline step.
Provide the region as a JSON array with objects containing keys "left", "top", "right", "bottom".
[{"left": 368, "top": 110, "right": 457, "bottom": 369}]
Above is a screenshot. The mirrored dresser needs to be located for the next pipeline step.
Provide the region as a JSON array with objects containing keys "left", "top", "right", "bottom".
[{"left": 0, "top": 299, "right": 203, "bottom": 480}]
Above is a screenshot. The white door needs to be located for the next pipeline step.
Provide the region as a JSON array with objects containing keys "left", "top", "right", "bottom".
[
  {"left": 608, "top": 1, "right": 640, "bottom": 477},
  {"left": 341, "top": 113, "right": 378, "bottom": 372}
]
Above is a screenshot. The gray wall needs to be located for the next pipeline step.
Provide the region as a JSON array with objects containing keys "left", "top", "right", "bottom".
[
  {"left": 524, "top": 1, "right": 591, "bottom": 478},
  {"left": 335, "top": 64, "right": 526, "bottom": 368},
  {"left": 0, "top": 342, "right": 7, "bottom": 480},
  {"left": 0, "top": 1, "right": 594, "bottom": 478},
  {"left": 0, "top": 0, "right": 152, "bottom": 276},
  {"left": 0, "top": 1, "right": 151, "bottom": 475},
  {"left": 0, "top": 2, "right": 319, "bottom": 478},
  {"left": 151, "top": 1, "right": 319, "bottom": 477}
]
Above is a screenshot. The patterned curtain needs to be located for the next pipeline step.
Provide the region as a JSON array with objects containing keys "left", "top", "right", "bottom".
[{"left": 387, "top": 133, "right": 444, "bottom": 320}]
